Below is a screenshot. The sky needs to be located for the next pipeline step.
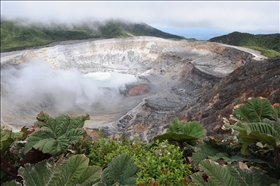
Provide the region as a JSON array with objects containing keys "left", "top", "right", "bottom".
[{"left": 1, "top": 1, "right": 279, "bottom": 40}]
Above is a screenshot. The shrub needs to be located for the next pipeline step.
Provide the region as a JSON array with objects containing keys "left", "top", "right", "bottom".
[{"left": 88, "top": 133, "right": 192, "bottom": 185}]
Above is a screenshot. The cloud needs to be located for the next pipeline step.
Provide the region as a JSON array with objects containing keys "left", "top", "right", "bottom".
[{"left": 1, "top": 1, "right": 279, "bottom": 34}]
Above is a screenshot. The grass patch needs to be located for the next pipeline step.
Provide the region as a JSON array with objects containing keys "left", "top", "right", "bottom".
[{"left": 244, "top": 45, "right": 280, "bottom": 58}]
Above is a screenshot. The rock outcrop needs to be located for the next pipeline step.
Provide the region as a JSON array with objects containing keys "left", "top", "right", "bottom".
[{"left": 2, "top": 36, "right": 272, "bottom": 142}]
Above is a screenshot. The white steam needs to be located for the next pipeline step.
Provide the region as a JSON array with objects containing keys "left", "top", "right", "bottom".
[{"left": 1, "top": 60, "right": 137, "bottom": 116}]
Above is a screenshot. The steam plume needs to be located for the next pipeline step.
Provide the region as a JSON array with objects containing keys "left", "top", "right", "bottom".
[{"left": 1, "top": 60, "right": 137, "bottom": 117}]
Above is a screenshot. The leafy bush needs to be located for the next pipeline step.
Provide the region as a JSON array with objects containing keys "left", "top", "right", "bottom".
[
  {"left": 24, "top": 111, "right": 90, "bottom": 156},
  {"left": 135, "top": 140, "right": 192, "bottom": 185},
  {"left": 88, "top": 131, "right": 137, "bottom": 168},
  {"left": 88, "top": 133, "right": 192, "bottom": 185}
]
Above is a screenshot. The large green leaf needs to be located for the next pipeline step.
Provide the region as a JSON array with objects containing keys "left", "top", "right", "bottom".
[
  {"left": 101, "top": 154, "right": 139, "bottom": 186},
  {"left": 65, "top": 128, "right": 86, "bottom": 141},
  {"left": 192, "top": 140, "right": 235, "bottom": 165},
  {"left": 227, "top": 121, "right": 280, "bottom": 141},
  {"left": 35, "top": 112, "right": 57, "bottom": 131},
  {"left": 24, "top": 112, "right": 89, "bottom": 156},
  {"left": 35, "top": 136, "right": 69, "bottom": 156},
  {"left": 55, "top": 114, "right": 71, "bottom": 136},
  {"left": 233, "top": 98, "right": 276, "bottom": 122},
  {"left": 77, "top": 166, "right": 102, "bottom": 186},
  {"left": 18, "top": 155, "right": 102, "bottom": 186},
  {"left": 245, "top": 122, "right": 279, "bottom": 136},
  {"left": 24, "top": 130, "right": 55, "bottom": 154},
  {"left": 272, "top": 103, "right": 280, "bottom": 121},
  {"left": 154, "top": 119, "right": 206, "bottom": 145},
  {"left": 191, "top": 159, "right": 278, "bottom": 186}
]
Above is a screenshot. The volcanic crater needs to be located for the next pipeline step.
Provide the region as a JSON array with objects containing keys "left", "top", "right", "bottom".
[{"left": 2, "top": 36, "right": 277, "bottom": 141}]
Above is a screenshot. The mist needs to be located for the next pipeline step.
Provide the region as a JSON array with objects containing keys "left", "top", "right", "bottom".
[{"left": 1, "top": 60, "right": 137, "bottom": 117}]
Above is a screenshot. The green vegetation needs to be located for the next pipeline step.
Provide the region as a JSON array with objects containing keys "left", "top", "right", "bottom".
[
  {"left": 190, "top": 97, "right": 280, "bottom": 185},
  {"left": 244, "top": 45, "right": 280, "bottom": 59},
  {"left": 1, "top": 127, "right": 28, "bottom": 154},
  {"left": 88, "top": 132, "right": 192, "bottom": 185},
  {"left": 191, "top": 159, "right": 278, "bottom": 186},
  {"left": 24, "top": 111, "right": 90, "bottom": 156},
  {"left": 101, "top": 20, "right": 183, "bottom": 39},
  {"left": 0, "top": 20, "right": 97, "bottom": 52},
  {"left": 224, "top": 97, "right": 280, "bottom": 170},
  {"left": 3, "top": 155, "right": 102, "bottom": 186},
  {"left": 154, "top": 119, "right": 206, "bottom": 146},
  {"left": 1, "top": 97, "right": 279, "bottom": 185},
  {"left": 209, "top": 31, "right": 280, "bottom": 58},
  {"left": 1, "top": 19, "right": 183, "bottom": 52}
]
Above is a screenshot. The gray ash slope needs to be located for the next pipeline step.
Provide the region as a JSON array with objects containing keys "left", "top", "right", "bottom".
[{"left": 1, "top": 36, "right": 274, "bottom": 141}]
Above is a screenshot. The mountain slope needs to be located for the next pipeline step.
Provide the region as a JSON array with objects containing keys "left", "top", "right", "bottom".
[
  {"left": 0, "top": 19, "right": 183, "bottom": 52},
  {"left": 100, "top": 20, "right": 182, "bottom": 39},
  {"left": 209, "top": 31, "right": 280, "bottom": 58},
  {"left": 1, "top": 20, "right": 95, "bottom": 52}
]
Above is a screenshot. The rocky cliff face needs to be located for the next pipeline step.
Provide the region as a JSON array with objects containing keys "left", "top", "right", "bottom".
[
  {"left": 178, "top": 57, "right": 280, "bottom": 136},
  {"left": 2, "top": 36, "right": 269, "bottom": 141}
]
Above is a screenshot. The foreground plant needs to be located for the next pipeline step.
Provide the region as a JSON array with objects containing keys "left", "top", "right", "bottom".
[
  {"left": 1, "top": 127, "right": 28, "bottom": 155},
  {"left": 96, "top": 154, "right": 139, "bottom": 186},
  {"left": 154, "top": 119, "right": 206, "bottom": 146},
  {"left": 191, "top": 97, "right": 280, "bottom": 185},
  {"left": 154, "top": 118, "right": 206, "bottom": 164},
  {"left": 224, "top": 98, "right": 280, "bottom": 169},
  {"left": 135, "top": 140, "right": 192, "bottom": 186},
  {"left": 2, "top": 155, "right": 102, "bottom": 186},
  {"left": 1, "top": 127, "right": 29, "bottom": 183},
  {"left": 24, "top": 111, "right": 90, "bottom": 156},
  {"left": 190, "top": 159, "right": 278, "bottom": 186}
]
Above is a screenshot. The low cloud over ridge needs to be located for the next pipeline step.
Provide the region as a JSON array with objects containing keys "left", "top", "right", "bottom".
[{"left": 1, "top": 1, "right": 279, "bottom": 37}]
